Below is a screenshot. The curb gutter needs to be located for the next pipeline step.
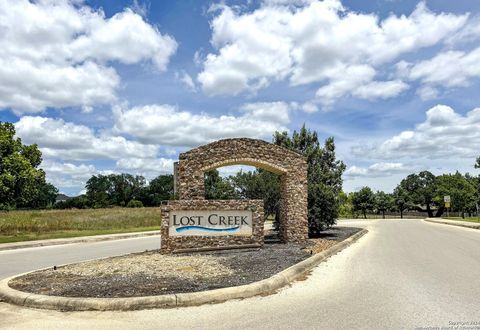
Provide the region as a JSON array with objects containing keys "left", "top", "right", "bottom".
[
  {"left": 424, "top": 218, "right": 480, "bottom": 230},
  {"left": 0, "top": 231, "right": 161, "bottom": 252},
  {"left": 0, "top": 229, "right": 367, "bottom": 311}
]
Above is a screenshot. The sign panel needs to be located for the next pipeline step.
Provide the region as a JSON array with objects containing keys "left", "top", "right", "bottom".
[
  {"left": 169, "top": 210, "right": 253, "bottom": 236},
  {"left": 445, "top": 202, "right": 451, "bottom": 208},
  {"left": 444, "top": 195, "right": 451, "bottom": 203}
]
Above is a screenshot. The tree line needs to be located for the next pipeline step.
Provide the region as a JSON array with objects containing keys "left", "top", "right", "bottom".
[
  {"left": 56, "top": 173, "right": 174, "bottom": 209},
  {"left": 342, "top": 169, "right": 480, "bottom": 219},
  {"left": 7, "top": 116, "right": 479, "bottom": 234}
]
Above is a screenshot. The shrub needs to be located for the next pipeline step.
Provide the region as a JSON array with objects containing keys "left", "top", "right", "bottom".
[{"left": 127, "top": 200, "right": 143, "bottom": 208}]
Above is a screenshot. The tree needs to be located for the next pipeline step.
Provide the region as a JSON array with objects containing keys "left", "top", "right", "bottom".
[
  {"left": 141, "top": 174, "right": 174, "bottom": 206},
  {"left": 273, "top": 125, "right": 346, "bottom": 234},
  {"left": 393, "top": 186, "right": 411, "bottom": 219},
  {"left": 475, "top": 156, "right": 480, "bottom": 169},
  {"left": 352, "top": 187, "right": 375, "bottom": 219},
  {"left": 29, "top": 182, "right": 58, "bottom": 209},
  {"left": 108, "top": 174, "right": 146, "bottom": 206},
  {"left": 0, "top": 122, "right": 52, "bottom": 210},
  {"left": 338, "top": 191, "right": 354, "bottom": 218},
  {"left": 85, "top": 174, "right": 146, "bottom": 207},
  {"left": 397, "top": 171, "right": 437, "bottom": 217},
  {"left": 435, "top": 172, "right": 477, "bottom": 218},
  {"left": 85, "top": 175, "right": 110, "bottom": 208},
  {"left": 230, "top": 169, "right": 281, "bottom": 224},
  {"left": 375, "top": 191, "right": 393, "bottom": 219},
  {"left": 204, "top": 169, "right": 238, "bottom": 200}
]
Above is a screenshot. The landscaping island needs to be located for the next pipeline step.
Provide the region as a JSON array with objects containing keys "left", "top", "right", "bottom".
[{"left": 9, "top": 227, "right": 362, "bottom": 298}]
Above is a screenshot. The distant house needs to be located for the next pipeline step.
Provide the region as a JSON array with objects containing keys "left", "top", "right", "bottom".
[{"left": 55, "top": 194, "right": 72, "bottom": 204}]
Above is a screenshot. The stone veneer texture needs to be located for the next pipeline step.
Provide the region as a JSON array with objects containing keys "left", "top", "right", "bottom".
[{"left": 175, "top": 138, "right": 308, "bottom": 244}]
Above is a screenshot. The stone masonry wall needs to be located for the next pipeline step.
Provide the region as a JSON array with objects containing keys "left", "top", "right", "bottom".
[
  {"left": 176, "top": 138, "right": 308, "bottom": 243},
  {"left": 160, "top": 199, "right": 264, "bottom": 253}
]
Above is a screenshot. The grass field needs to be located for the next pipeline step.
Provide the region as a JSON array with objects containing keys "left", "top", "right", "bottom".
[
  {"left": 0, "top": 208, "right": 161, "bottom": 244},
  {"left": 445, "top": 217, "right": 480, "bottom": 223}
]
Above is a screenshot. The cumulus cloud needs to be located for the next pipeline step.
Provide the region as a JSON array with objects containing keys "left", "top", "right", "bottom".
[
  {"left": 113, "top": 102, "right": 290, "bottom": 147},
  {"left": 198, "top": 0, "right": 466, "bottom": 104},
  {"left": 0, "top": 0, "right": 177, "bottom": 114},
  {"left": 352, "top": 105, "right": 480, "bottom": 160},
  {"left": 15, "top": 116, "right": 159, "bottom": 161},
  {"left": 41, "top": 160, "right": 98, "bottom": 189},
  {"left": 398, "top": 47, "right": 480, "bottom": 98},
  {"left": 344, "top": 162, "right": 408, "bottom": 178},
  {"left": 116, "top": 158, "right": 175, "bottom": 176}
]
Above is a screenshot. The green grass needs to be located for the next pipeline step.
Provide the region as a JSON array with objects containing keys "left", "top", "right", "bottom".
[
  {"left": 445, "top": 217, "right": 480, "bottom": 223},
  {"left": 0, "top": 208, "right": 161, "bottom": 244},
  {"left": 0, "top": 226, "right": 159, "bottom": 244}
]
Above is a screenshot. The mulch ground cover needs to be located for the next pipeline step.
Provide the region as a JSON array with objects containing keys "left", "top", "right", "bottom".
[{"left": 9, "top": 226, "right": 361, "bottom": 298}]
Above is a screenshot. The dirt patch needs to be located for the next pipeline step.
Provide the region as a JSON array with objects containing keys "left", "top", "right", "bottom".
[{"left": 9, "top": 227, "right": 362, "bottom": 298}]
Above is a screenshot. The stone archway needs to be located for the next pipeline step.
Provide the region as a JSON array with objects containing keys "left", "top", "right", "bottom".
[{"left": 175, "top": 138, "right": 308, "bottom": 243}]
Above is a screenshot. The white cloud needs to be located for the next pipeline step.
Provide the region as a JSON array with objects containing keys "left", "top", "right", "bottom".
[
  {"left": 352, "top": 105, "right": 480, "bottom": 160},
  {"left": 0, "top": 0, "right": 177, "bottom": 114},
  {"left": 15, "top": 116, "right": 159, "bottom": 161},
  {"left": 198, "top": 1, "right": 466, "bottom": 104},
  {"left": 399, "top": 47, "right": 480, "bottom": 96},
  {"left": 344, "top": 162, "right": 408, "bottom": 178},
  {"left": 301, "top": 102, "right": 318, "bottom": 113},
  {"left": 217, "top": 165, "right": 257, "bottom": 177},
  {"left": 116, "top": 158, "right": 174, "bottom": 176},
  {"left": 176, "top": 71, "right": 196, "bottom": 91},
  {"left": 113, "top": 101, "right": 290, "bottom": 147},
  {"left": 41, "top": 160, "right": 98, "bottom": 189}
]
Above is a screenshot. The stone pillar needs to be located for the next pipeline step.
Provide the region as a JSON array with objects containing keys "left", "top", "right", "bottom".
[
  {"left": 279, "top": 170, "right": 308, "bottom": 242},
  {"left": 177, "top": 164, "right": 205, "bottom": 200}
]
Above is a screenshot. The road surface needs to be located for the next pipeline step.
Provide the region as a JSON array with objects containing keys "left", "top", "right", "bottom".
[
  {"left": 0, "top": 236, "right": 160, "bottom": 279},
  {"left": 1, "top": 219, "right": 479, "bottom": 329}
]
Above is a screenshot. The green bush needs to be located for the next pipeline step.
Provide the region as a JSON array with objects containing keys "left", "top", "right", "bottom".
[{"left": 127, "top": 200, "right": 143, "bottom": 208}]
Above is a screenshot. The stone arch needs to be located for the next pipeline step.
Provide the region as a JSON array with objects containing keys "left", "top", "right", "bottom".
[{"left": 176, "top": 138, "right": 308, "bottom": 243}]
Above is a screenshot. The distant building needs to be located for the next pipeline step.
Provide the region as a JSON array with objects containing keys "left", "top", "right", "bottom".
[{"left": 55, "top": 194, "right": 72, "bottom": 204}]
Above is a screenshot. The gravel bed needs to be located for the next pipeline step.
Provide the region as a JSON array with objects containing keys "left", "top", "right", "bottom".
[{"left": 9, "top": 227, "right": 362, "bottom": 298}]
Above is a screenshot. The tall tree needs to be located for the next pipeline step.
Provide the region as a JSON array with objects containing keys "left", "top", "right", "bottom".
[
  {"left": 375, "top": 191, "right": 393, "bottom": 219},
  {"left": 142, "top": 174, "right": 174, "bottom": 206},
  {"left": 398, "top": 171, "right": 437, "bottom": 217},
  {"left": 29, "top": 182, "right": 58, "bottom": 209},
  {"left": 393, "top": 186, "right": 410, "bottom": 219},
  {"left": 273, "top": 125, "right": 346, "bottom": 234},
  {"left": 352, "top": 187, "right": 375, "bottom": 219},
  {"left": 230, "top": 169, "right": 281, "bottom": 220},
  {"left": 0, "top": 122, "right": 51, "bottom": 209},
  {"left": 204, "top": 169, "right": 238, "bottom": 200},
  {"left": 435, "top": 172, "right": 477, "bottom": 218},
  {"left": 85, "top": 175, "right": 110, "bottom": 208}
]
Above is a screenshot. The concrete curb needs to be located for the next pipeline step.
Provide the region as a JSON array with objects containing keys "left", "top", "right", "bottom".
[
  {"left": 424, "top": 218, "right": 480, "bottom": 230},
  {"left": 0, "top": 230, "right": 161, "bottom": 252},
  {"left": 0, "top": 229, "right": 367, "bottom": 311}
]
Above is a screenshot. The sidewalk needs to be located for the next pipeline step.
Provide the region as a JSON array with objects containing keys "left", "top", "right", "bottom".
[
  {"left": 0, "top": 230, "right": 160, "bottom": 252},
  {"left": 424, "top": 218, "right": 480, "bottom": 230}
]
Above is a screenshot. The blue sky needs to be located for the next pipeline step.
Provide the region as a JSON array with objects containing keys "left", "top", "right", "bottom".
[{"left": 1, "top": 0, "right": 479, "bottom": 195}]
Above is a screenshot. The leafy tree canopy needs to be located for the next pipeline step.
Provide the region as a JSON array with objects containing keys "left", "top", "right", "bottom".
[
  {"left": 274, "top": 125, "right": 346, "bottom": 234},
  {"left": 351, "top": 187, "right": 375, "bottom": 219},
  {"left": 0, "top": 122, "right": 56, "bottom": 210}
]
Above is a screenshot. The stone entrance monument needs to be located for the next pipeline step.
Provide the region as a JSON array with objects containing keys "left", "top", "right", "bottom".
[{"left": 160, "top": 138, "right": 308, "bottom": 253}]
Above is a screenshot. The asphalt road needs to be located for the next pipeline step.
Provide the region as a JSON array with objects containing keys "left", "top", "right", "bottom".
[
  {"left": 0, "top": 235, "right": 160, "bottom": 279},
  {"left": 1, "top": 219, "right": 479, "bottom": 329}
]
